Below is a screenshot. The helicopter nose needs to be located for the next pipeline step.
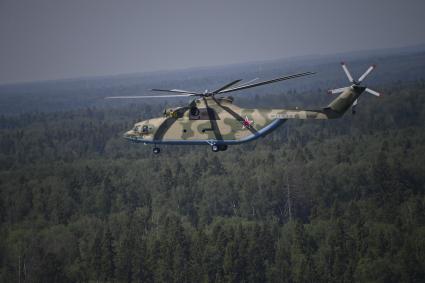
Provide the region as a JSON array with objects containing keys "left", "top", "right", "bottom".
[{"left": 123, "top": 130, "right": 137, "bottom": 140}]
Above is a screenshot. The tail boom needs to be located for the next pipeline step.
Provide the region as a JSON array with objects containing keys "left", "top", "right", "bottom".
[{"left": 268, "top": 86, "right": 364, "bottom": 120}]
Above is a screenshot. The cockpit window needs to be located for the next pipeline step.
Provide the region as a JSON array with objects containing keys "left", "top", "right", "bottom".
[
  {"left": 142, "top": 125, "right": 149, "bottom": 133},
  {"left": 164, "top": 108, "right": 182, "bottom": 118}
]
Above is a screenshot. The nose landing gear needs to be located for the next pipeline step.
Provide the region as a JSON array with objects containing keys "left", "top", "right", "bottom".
[{"left": 153, "top": 147, "right": 160, "bottom": 154}]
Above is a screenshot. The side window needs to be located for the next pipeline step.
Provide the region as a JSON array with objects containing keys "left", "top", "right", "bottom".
[
  {"left": 190, "top": 107, "right": 200, "bottom": 118},
  {"left": 189, "top": 108, "right": 220, "bottom": 120}
]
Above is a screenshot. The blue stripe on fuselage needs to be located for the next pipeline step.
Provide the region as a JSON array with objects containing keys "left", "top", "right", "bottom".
[{"left": 126, "top": 119, "right": 287, "bottom": 145}]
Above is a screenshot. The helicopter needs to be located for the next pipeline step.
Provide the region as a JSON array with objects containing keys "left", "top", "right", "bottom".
[{"left": 107, "top": 62, "right": 380, "bottom": 154}]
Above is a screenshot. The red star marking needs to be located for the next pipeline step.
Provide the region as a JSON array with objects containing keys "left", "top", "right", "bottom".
[{"left": 242, "top": 116, "right": 254, "bottom": 129}]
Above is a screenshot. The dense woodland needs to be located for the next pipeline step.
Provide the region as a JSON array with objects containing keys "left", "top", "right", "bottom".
[{"left": 0, "top": 55, "right": 425, "bottom": 282}]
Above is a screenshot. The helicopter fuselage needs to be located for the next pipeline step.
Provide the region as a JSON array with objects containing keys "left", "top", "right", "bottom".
[
  {"left": 107, "top": 61, "right": 378, "bottom": 153},
  {"left": 123, "top": 88, "right": 360, "bottom": 147}
]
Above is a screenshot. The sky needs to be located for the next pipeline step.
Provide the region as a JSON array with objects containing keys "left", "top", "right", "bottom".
[{"left": 0, "top": 0, "right": 424, "bottom": 84}]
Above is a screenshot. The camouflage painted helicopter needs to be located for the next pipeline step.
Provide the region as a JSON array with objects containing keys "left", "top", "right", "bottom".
[{"left": 107, "top": 62, "right": 380, "bottom": 154}]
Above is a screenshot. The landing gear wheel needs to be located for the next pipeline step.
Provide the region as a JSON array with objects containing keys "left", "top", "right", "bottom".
[
  {"left": 211, "top": 145, "right": 219, "bottom": 152},
  {"left": 153, "top": 147, "right": 161, "bottom": 154},
  {"left": 218, "top": 145, "right": 228, "bottom": 151}
]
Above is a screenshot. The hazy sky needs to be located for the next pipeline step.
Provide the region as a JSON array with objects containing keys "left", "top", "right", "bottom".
[{"left": 1, "top": 0, "right": 424, "bottom": 84}]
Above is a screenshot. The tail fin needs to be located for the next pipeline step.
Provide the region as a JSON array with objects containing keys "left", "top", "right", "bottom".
[{"left": 324, "top": 86, "right": 365, "bottom": 118}]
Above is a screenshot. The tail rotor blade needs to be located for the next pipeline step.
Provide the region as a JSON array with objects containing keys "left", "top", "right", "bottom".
[
  {"left": 358, "top": 65, "right": 376, "bottom": 83},
  {"left": 365, "top": 88, "right": 381, "bottom": 97},
  {"left": 328, "top": 87, "right": 346, "bottom": 94},
  {"left": 341, "top": 62, "right": 354, "bottom": 83}
]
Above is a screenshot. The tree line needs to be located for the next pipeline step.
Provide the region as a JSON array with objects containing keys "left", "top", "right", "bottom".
[{"left": 0, "top": 83, "right": 424, "bottom": 282}]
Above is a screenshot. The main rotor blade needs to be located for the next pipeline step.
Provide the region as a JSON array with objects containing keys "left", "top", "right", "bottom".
[
  {"left": 341, "top": 62, "right": 354, "bottom": 83},
  {"left": 365, "top": 88, "right": 381, "bottom": 97},
  {"left": 212, "top": 79, "right": 242, "bottom": 94},
  {"left": 218, "top": 72, "right": 315, "bottom": 94},
  {"left": 151, "top": 88, "right": 202, "bottom": 95},
  {"left": 358, "top": 65, "right": 376, "bottom": 83},
  {"left": 106, "top": 94, "right": 195, "bottom": 99},
  {"left": 236, "top": 77, "right": 259, "bottom": 87}
]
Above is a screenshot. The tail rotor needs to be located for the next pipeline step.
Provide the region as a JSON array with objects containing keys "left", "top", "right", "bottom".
[{"left": 328, "top": 61, "right": 381, "bottom": 114}]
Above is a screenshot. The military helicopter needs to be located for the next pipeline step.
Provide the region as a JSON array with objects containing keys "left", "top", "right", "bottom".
[{"left": 107, "top": 62, "right": 380, "bottom": 154}]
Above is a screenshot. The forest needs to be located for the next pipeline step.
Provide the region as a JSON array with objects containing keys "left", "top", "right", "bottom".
[{"left": 0, "top": 52, "right": 425, "bottom": 282}]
